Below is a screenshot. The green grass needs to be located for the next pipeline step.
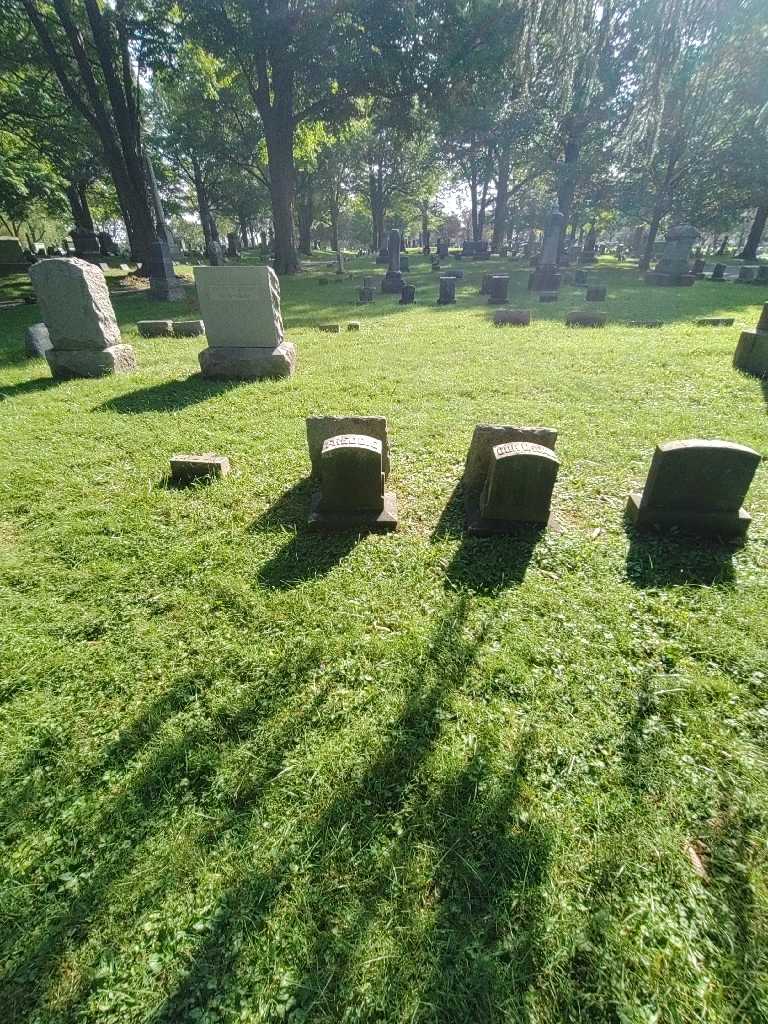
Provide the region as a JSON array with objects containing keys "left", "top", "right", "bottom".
[{"left": 1, "top": 253, "right": 767, "bottom": 1023}]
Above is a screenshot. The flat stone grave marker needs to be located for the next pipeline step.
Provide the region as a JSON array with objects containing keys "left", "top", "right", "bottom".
[
  {"left": 170, "top": 453, "right": 230, "bottom": 486},
  {"left": 347, "top": 321, "right": 361, "bottom": 331},
  {"left": 566, "top": 310, "right": 607, "bottom": 327},
  {"left": 539, "top": 291, "right": 558, "bottom": 302},
  {"left": 733, "top": 303, "right": 768, "bottom": 377},
  {"left": 319, "top": 323, "right": 341, "bottom": 333},
  {"left": 627, "top": 319, "right": 664, "bottom": 327},
  {"left": 308, "top": 432, "right": 397, "bottom": 532},
  {"left": 194, "top": 265, "right": 295, "bottom": 379},
  {"left": 626, "top": 439, "right": 761, "bottom": 539},
  {"left": 172, "top": 319, "right": 205, "bottom": 337},
  {"left": 738, "top": 266, "right": 758, "bottom": 283},
  {"left": 25, "top": 322, "right": 51, "bottom": 358},
  {"left": 711, "top": 263, "right": 727, "bottom": 280},
  {"left": 438, "top": 277, "right": 456, "bottom": 305},
  {"left": 696, "top": 317, "right": 734, "bottom": 327},
  {"left": 493, "top": 309, "right": 531, "bottom": 326},
  {"left": 138, "top": 319, "right": 174, "bottom": 337},
  {"left": 445, "top": 269, "right": 464, "bottom": 279},
  {"left": 586, "top": 285, "right": 606, "bottom": 302},
  {"left": 29, "top": 257, "right": 136, "bottom": 378}
]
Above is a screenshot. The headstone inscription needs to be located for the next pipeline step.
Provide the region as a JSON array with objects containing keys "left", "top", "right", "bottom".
[
  {"left": 488, "top": 275, "right": 510, "bottom": 304},
  {"left": 148, "top": 240, "right": 185, "bottom": 301},
  {"left": 306, "top": 416, "right": 397, "bottom": 531},
  {"left": 29, "top": 258, "right": 136, "bottom": 378},
  {"left": 626, "top": 439, "right": 761, "bottom": 538},
  {"left": 528, "top": 207, "right": 564, "bottom": 291},
  {"left": 438, "top": 276, "right": 456, "bottom": 305},
  {"left": 194, "top": 265, "right": 296, "bottom": 379},
  {"left": 733, "top": 303, "right": 768, "bottom": 377},
  {"left": 382, "top": 229, "right": 405, "bottom": 293},
  {"left": 645, "top": 224, "right": 698, "bottom": 286},
  {"left": 462, "top": 425, "right": 559, "bottom": 535}
]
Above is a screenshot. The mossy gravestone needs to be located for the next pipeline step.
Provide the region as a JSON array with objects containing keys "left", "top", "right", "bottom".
[
  {"left": 308, "top": 431, "right": 397, "bottom": 532},
  {"left": 29, "top": 257, "right": 136, "bottom": 378},
  {"left": 195, "top": 265, "right": 296, "bottom": 379},
  {"left": 627, "top": 439, "right": 761, "bottom": 539}
]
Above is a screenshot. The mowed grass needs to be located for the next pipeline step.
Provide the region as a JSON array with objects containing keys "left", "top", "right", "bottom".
[{"left": 0, "top": 253, "right": 767, "bottom": 1023}]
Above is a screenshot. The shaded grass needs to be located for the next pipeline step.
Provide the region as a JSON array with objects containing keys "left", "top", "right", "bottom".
[{"left": 0, "top": 253, "right": 767, "bottom": 1023}]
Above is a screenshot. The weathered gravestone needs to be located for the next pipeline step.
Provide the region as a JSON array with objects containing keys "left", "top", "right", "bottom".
[
  {"left": 753, "top": 266, "right": 768, "bottom": 285},
  {"left": 24, "top": 322, "right": 52, "bottom": 358},
  {"left": 733, "top": 303, "right": 768, "bottom": 377},
  {"left": 70, "top": 229, "right": 101, "bottom": 258},
  {"left": 306, "top": 416, "right": 396, "bottom": 531},
  {"left": 194, "top": 265, "right": 296, "bottom": 379},
  {"left": 438, "top": 276, "right": 456, "bottom": 305},
  {"left": 574, "top": 269, "right": 589, "bottom": 286},
  {"left": 528, "top": 207, "right": 564, "bottom": 291},
  {"left": 400, "top": 284, "right": 416, "bottom": 304},
  {"left": 358, "top": 286, "right": 374, "bottom": 304},
  {"left": 737, "top": 266, "right": 758, "bottom": 283},
  {"left": 626, "top": 439, "right": 761, "bottom": 538},
  {"left": 711, "top": 263, "right": 727, "bottom": 281},
  {"left": 586, "top": 285, "right": 606, "bottom": 302},
  {"left": 172, "top": 319, "right": 205, "bottom": 337},
  {"left": 382, "top": 229, "right": 406, "bottom": 294},
  {"left": 493, "top": 309, "right": 531, "bottom": 326},
  {"left": 566, "top": 310, "right": 606, "bottom": 327},
  {"left": 462, "top": 425, "right": 559, "bottom": 535},
  {"left": 170, "top": 453, "right": 230, "bottom": 486},
  {"left": 488, "top": 275, "right": 510, "bottom": 304},
  {"left": 28, "top": 258, "right": 136, "bottom": 378},
  {"left": 376, "top": 246, "right": 390, "bottom": 265},
  {"left": 400, "top": 254, "right": 410, "bottom": 272},
  {"left": 645, "top": 224, "right": 698, "bottom": 286},
  {"left": 692, "top": 258, "right": 706, "bottom": 278},
  {"left": 138, "top": 319, "right": 174, "bottom": 338},
  {"left": 0, "top": 236, "right": 27, "bottom": 275},
  {"left": 149, "top": 240, "right": 185, "bottom": 301}
]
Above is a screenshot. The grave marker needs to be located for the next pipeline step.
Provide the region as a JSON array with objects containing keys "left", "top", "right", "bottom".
[
  {"left": 488, "top": 275, "right": 510, "bottom": 304},
  {"left": 438, "top": 276, "right": 456, "bottom": 304},
  {"left": 493, "top": 309, "right": 531, "bottom": 326},
  {"left": 733, "top": 303, "right": 768, "bottom": 377},
  {"left": 170, "top": 453, "right": 230, "bottom": 485},
  {"left": 24, "top": 322, "right": 52, "bottom": 358}
]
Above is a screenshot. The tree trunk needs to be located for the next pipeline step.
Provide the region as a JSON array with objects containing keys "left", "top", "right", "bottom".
[
  {"left": 264, "top": 119, "right": 300, "bottom": 273},
  {"left": 297, "top": 176, "right": 313, "bottom": 256},
  {"left": 641, "top": 210, "right": 663, "bottom": 270},
  {"left": 491, "top": 147, "right": 510, "bottom": 252},
  {"left": 556, "top": 134, "right": 580, "bottom": 262},
  {"left": 738, "top": 205, "right": 767, "bottom": 260},
  {"left": 421, "top": 201, "right": 430, "bottom": 254},
  {"left": 717, "top": 235, "right": 728, "bottom": 256},
  {"left": 192, "top": 156, "right": 214, "bottom": 251},
  {"left": 66, "top": 180, "right": 95, "bottom": 232}
]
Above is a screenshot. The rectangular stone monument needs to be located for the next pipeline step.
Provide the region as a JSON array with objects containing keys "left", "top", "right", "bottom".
[
  {"left": 149, "top": 240, "right": 185, "bottom": 301},
  {"left": 711, "top": 263, "right": 727, "bottom": 281},
  {"left": 399, "top": 284, "right": 416, "bottom": 304},
  {"left": 170, "top": 453, "right": 230, "bottom": 485},
  {"left": 438, "top": 240, "right": 449, "bottom": 259},
  {"left": 138, "top": 319, "right": 174, "bottom": 337},
  {"left": 172, "top": 319, "right": 205, "bottom": 337},
  {"left": 733, "top": 303, "right": 768, "bottom": 377},
  {"left": 194, "top": 265, "right": 296, "bottom": 379},
  {"left": 382, "top": 229, "right": 405, "bottom": 293},
  {"left": 28, "top": 257, "right": 136, "bottom": 378},
  {"left": 738, "top": 266, "right": 758, "bottom": 283},
  {"left": 306, "top": 420, "right": 397, "bottom": 531},
  {"left": 626, "top": 439, "right": 761, "bottom": 538},
  {"left": 358, "top": 287, "right": 374, "bottom": 304},
  {"left": 645, "top": 224, "right": 697, "bottom": 286},
  {"left": 539, "top": 291, "right": 558, "bottom": 302},
  {"left": 488, "top": 275, "right": 510, "bottom": 304},
  {"left": 493, "top": 309, "right": 531, "bottom": 326},
  {"left": 0, "top": 236, "right": 27, "bottom": 275},
  {"left": 586, "top": 285, "right": 606, "bottom": 302},
  {"left": 473, "top": 441, "right": 559, "bottom": 532},
  {"left": 438, "top": 276, "right": 456, "bottom": 305}
]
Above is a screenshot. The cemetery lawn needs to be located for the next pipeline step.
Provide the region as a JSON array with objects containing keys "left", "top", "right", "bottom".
[{"left": 2, "top": 253, "right": 768, "bottom": 1024}]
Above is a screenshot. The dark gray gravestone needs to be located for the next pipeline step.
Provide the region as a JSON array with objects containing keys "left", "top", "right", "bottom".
[
  {"left": 480, "top": 273, "right": 494, "bottom": 295},
  {"left": 754, "top": 266, "right": 768, "bottom": 285},
  {"left": 382, "top": 230, "right": 405, "bottom": 293},
  {"left": 467, "top": 441, "right": 559, "bottom": 534},
  {"left": 711, "top": 263, "right": 727, "bottom": 281},
  {"left": 148, "top": 241, "right": 185, "bottom": 301},
  {"left": 696, "top": 317, "right": 734, "bottom": 327},
  {"left": 733, "top": 303, "right": 768, "bottom": 377},
  {"left": 737, "top": 266, "right": 758, "bottom": 283},
  {"left": 399, "top": 284, "right": 416, "bottom": 304},
  {"left": 586, "top": 285, "right": 606, "bottom": 302},
  {"left": 566, "top": 310, "right": 606, "bottom": 327},
  {"left": 539, "top": 291, "right": 558, "bottom": 302},
  {"left": 358, "top": 287, "right": 374, "bottom": 304},
  {"left": 626, "top": 439, "right": 761, "bottom": 538},
  {"left": 309, "top": 433, "right": 397, "bottom": 532},
  {"left": 488, "top": 275, "right": 510, "bottom": 304},
  {"left": 493, "top": 309, "right": 531, "bottom": 326},
  {"left": 691, "top": 258, "right": 706, "bottom": 277},
  {"left": 574, "top": 269, "right": 588, "bottom": 286},
  {"left": 438, "top": 277, "right": 456, "bottom": 304}
]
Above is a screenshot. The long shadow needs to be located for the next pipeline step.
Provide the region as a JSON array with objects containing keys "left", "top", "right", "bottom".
[
  {"left": 248, "top": 477, "right": 313, "bottom": 531},
  {"left": 0, "top": 375, "right": 57, "bottom": 401},
  {"left": 94, "top": 375, "right": 242, "bottom": 414},
  {"left": 624, "top": 518, "right": 736, "bottom": 588},
  {"left": 432, "top": 482, "right": 543, "bottom": 594},
  {"left": 257, "top": 529, "right": 359, "bottom": 589}
]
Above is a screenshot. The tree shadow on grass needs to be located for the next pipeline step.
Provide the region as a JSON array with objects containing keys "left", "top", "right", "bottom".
[
  {"left": 94, "top": 375, "right": 242, "bottom": 414},
  {"left": 432, "top": 482, "right": 543, "bottom": 594},
  {"left": 624, "top": 518, "right": 736, "bottom": 588}
]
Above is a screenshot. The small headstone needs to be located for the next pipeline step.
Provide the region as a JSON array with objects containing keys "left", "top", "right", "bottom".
[
  {"left": 711, "top": 263, "right": 727, "bottom": 281},
  {"left": 753, "top": 266, "right": 768, "bottom": 285},
  {"left": 0, "top": 235, "right": 28, "bottom": 274},
  {"left": 438, "top": 276, "right": 456, "bottom": 305},
  {"left": 24, "top": 322, "right": 52, "bottom": 358},
  {"left": 445, "top": 269, "right": 464, "bottom": 279},
  {"left": 399, "top": 284, "right": 416, "bottom": 304},
  {"left": 480, "top": 273, "right": 494, "bottom": 295},
  {"left": 539, "top": 291, "right": 558, "bottom": 302},
  {"left": 733, "top": 303, "right": 768, "bottom": 377},
  {"left": 437, "top": 239, "right": 449, "bottom": 259},
  {"left": 493, "top": 309, "right": 531, "bottom": 326},
  {"left": 138, "top": 319, "right": 174, "bottom": 337},
  {"left": 307, "top": 427, "right": 397, "bottom": 532},
  {"left": 586, "top": 285, "right": 606, "bottom": 302},
  {"left": 565, "top": 310, "right": 607, "bottom": 327},
  {"left": 737, "top": 266, "right": 758, "bottom": 283},
  {"left": 318, "top": 277, "right": 329, "bottom": 286},
  {"left": 226, "top": 233, "right": 240, "bottom": 258},
  {"left": 347, "top": 321, "right": 361, "bottom": 331},
  {"left": 626, "top": 439, "right": 760, "bottom": 538},
  {"left": 627, "top": 320, "right": 664, "bottom": 327},
  {"left": 431, "top": 258, "right": 441, "bottom": 271},
  {"left": 28, "top": 257, "right": 136, "bottom": 378},
  {"left": 488, "top": 275, "right": 510, "bottom": 304},
  {"left": 645, "top": 224, "right": 698, "bottom": 286},
  {"left": 319, "top": 323, "right": 341, "bottom": 333},
  {"left": 170, "top": 453, "right": 230, "bottom": 485},
  {"left": 172, "top": 319, "right": 205, "bottom": 337},
  {"left": 574, "top": 270, "right": 588, "bottom": 286},
  {"left": 357, "top": 287, "right": 374, "bottom": 304},
  {"left": 195, "top": 265, "right": 296, "bottom": 379},
  {"left": 696, "top": 317, "right": 734, "bottom": 327},
  {"left": 691, "top": 258, "right": 706, "bottom": 277}
]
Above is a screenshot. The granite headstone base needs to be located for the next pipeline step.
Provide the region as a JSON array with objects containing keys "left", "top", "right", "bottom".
[
  {"left": 199, "top": 341, "right": 296, "bottom": 379},
  {"left": 626, "top": 491, "right": 751, "bottom": 539},
  {"left": 46, "top": 344, "right": 136, "bottom": 378},
  {"left": 308, "top": 489, "right": 398, "bottom": 532}
]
